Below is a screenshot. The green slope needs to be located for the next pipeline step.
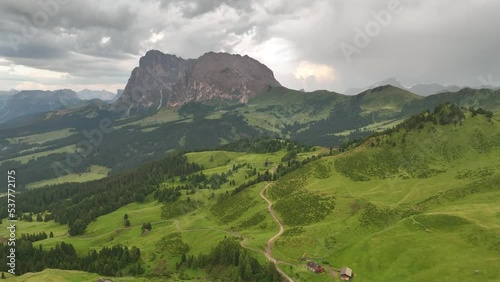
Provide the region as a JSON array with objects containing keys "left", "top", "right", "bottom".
[
  {"left": 1, "top": 107, "right": 499, "bottom": 281},
  {"left": 267, "top": 109, "right": 500, "bottom": 281}
]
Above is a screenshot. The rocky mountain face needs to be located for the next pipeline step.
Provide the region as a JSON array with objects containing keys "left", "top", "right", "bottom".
[
  {"left": 113, "top": 50, "right": 281, "bottom": 113},
  {"left": 0, "top": 89, "right": 80, "bottom": 124}
]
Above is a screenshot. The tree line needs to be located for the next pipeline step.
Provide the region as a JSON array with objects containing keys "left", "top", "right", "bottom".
[
  {"left": 0, "top": 240, "right": 141, "bottom": 276},
  {"left": 0, "top": 152, "right": 202, "bottom": 236},
  {"left": 179, "top": 238, "right": 282, "bottom": 282}
]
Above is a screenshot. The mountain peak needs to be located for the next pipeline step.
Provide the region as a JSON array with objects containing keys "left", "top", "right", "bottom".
[{"left": 113, "top": 50, "right": 281, "bottom": 114}]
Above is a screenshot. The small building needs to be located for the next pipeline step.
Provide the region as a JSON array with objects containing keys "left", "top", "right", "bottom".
[
  {"left": 340, "top": 266, "right": 353, "bottom": 281},
  {"left": 307, "top": 261, "right": 325, "bottom": 273}
]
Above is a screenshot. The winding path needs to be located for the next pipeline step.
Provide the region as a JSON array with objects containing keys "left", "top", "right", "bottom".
[
  {"left": 73, "top": 181, "right": 295, "bottom": 281},
  {"left": 260, "top": 182, "right": 295, "bottom": 282}
]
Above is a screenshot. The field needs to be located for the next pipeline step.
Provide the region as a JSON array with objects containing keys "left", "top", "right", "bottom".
[
  {"left": 2, "top": 269, "right": 139, "bottom": 282},
  {"left": 26, "top": 165, "right": 110, "bottom": 189},
  {"left": 6, "top": 129, "right": 75, "bottom": 145},
  {"left": 0, "top": 145, "right": 76, "bottom": 165}
]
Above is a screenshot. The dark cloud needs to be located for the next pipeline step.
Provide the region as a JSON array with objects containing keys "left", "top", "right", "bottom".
[
  {"left": 157, "top": 0, "right": 254, "bottom": 18},
  {"left": 0, "top": 0, "right": 499, "bottom": 92}
]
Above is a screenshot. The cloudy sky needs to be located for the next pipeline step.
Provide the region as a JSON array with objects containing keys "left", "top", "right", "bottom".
[{"left": 1, "top": 0, "right": 499, "bottom": 94}]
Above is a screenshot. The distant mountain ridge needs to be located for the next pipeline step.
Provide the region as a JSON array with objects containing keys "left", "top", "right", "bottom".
[
  {"left": 0, "top": 89, "right": 18, "bottom": 96},
  {"left": 0, "top": 89, "right": 81, "bottom": 124},
  {"left": 77, "top": 89, "right": 116, "bottom": 101},
  {"left": 345, "top": 78, "right": 464, "bottom": 96},
  {"left": 113, "top": 50, "right": 281, "bottom": 114}
]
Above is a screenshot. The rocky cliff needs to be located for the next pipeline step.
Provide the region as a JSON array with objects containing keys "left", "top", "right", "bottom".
[{"left": 113, "top": 50, "right": 281, "bottom": 114}]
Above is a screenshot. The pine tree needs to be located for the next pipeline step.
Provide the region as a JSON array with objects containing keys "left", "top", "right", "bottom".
[
  {"left": 49, "top": 231, "right": 54, "bottom": 238},
  {"left": 1, "top": 272, "right": 5, "bottom": 279}
]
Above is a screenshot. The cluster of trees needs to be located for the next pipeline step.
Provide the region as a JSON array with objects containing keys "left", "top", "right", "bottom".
[
  {"left": 141, "top": 223, "right": 152, "bottom": 231},
  {"left": 0, "top": 240, "right": 141, "bottom": 276},
  {"left": 154, "top": 188, "right": 182, "bottom": 203},
  {"left": 181, "top": 171, "right": 230, "bottom": 189},
  {"left": 123, "top": 214, "right": 131, "bottom": 227},
  {"left": 218, "top": 138, "right": 288, "bottom": 153},
  {"left": 231, "top": 170, "right": 274, "bottom": 195},
  {"left": 18, "top": 213, "right": 55, "bottom": 223},
  {"left": 179, "top": 238, "right": 281, "bottom": 282},
  {"left": 470, "top": 107, "right": 494, "bottom": 118},
  {"left": 281, "top": 150, "right": 297, "bottom": 162},
  {"left": 19, "top": 232, "right": 51, "bottom": 242},
  {"left": 0, "top": 152, "right": 202, "bottom": 236}
]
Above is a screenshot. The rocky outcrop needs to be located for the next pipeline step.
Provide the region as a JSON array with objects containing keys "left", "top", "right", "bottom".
[{"left": 113, "top": 50, "right": 281, "bottom": 114}]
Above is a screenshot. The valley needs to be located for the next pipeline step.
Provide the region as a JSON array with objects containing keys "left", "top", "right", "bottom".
[{"left": 1, "top": 107, "right": 499, "bottom": 281}]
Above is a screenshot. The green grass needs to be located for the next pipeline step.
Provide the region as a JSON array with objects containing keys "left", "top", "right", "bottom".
[
  {"left": 115, "top": 108, "right": 183, "bottom": 129},
  {"left": 2, "top": 115, "right": 500, "bottom": 281},
  {"left": 1, "top": 145, "right": 76, "bottom": 165},
  {"left": 3, "top": 268, "right": 138, "bottom": 282},
  {"left": 6, "top": 129, "right": 75, "bottom": 145},
  {"left": 26, "top": 165, "right": 110, "bottom": 189}
]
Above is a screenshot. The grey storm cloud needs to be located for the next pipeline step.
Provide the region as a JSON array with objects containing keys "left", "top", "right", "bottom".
[
  {"left": 157, "top": 0, "right": 254, "bottom": 17},
  {"left": 0, "top": 0, "right": 499, "bottom": 92}
]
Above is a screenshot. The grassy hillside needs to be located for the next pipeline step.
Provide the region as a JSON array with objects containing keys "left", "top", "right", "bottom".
[
  {"left": 2, "top": 86, "right": 500, "bottom": 190},
  {"left": 355, "top": 85, "right": 422, "bottom": 117},
  {"left": 3, "top": 269, "right": 138, "bottom": 282},
  {"left": 267, "top": 109, "right": 500, "bottom": 281},
  {"left": 0, "top": 105, "right": 499, "bottom": 280},
  {"left": 0, "top": 145, "right": 322, "bottom": 280}
]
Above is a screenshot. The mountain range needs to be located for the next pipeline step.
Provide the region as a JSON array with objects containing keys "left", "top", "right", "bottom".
[
  {"left": 1, "top": 50, "right": 500, "bottom": 186},
  {"left": 344, "top": 77, "right": 464, "bottom": 96},
  {"left": 2, "top": 51, "right": 499, "bottom": 126},
  {"left": 0, "top": 89, "right": 81, "bottom": 124},
  {"left": 77, "top": 89, "right": 116, "bottom": 101},
  {"left": 0, "top": 89, "right": 121, "bottom": 125}
]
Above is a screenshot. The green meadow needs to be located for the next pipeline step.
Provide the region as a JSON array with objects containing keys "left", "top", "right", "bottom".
[
  {"left": 1, "top": 112, "right": 499, "bottom": 281},
  {"left": 6, "top": 129, "right": 75, "bottom": 145},
  {"left": 26, "top": 165, "right": 110, "bottom": 189}
]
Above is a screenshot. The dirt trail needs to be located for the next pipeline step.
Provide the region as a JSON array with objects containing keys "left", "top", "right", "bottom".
[{"left": 260, "top": 182, "right": 295, "bottom": 282}]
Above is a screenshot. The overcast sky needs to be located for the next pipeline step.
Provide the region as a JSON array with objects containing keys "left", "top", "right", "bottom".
[{"left": 1, "top": 0, "right": 499, "bottom": 94}]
